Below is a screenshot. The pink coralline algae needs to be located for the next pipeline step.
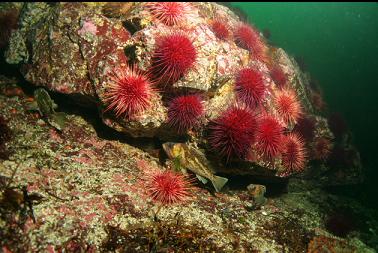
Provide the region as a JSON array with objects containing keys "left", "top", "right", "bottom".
[{"left": 78, "top": 20, "right": 97, "bottom": 36}]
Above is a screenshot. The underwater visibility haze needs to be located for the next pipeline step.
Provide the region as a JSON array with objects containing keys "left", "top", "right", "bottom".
[{"left": 0, "top": 2, "right": 377, "bottom": 252}]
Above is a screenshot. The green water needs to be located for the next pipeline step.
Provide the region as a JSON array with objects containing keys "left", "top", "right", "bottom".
[{"left": 230, "top": 2, "right": 378, "bottom": 206}]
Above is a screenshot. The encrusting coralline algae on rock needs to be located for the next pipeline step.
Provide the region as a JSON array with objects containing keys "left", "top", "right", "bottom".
[
  {"left": 5, "top": 2, "right": 362, "bottom": 180},
  {"left": 0, "top": 2, "right": 372, "bottom": 252}
]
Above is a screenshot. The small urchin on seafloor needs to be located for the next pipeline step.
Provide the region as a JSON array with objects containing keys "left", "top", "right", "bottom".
[
  {"left": 104, "top": 66, "right": 154, "bottom": 119},
  {"left": 167, "top": 94, "right": 204, "bottom": 133},
  {"left": 150, "top": 33, "right": 197, "bottom": 86},
  {"left": 141, "top": 167, "right": 194, "bottom": 206},
  {"left": 208, "top": 106, "right": 258, "bottom": 162}
]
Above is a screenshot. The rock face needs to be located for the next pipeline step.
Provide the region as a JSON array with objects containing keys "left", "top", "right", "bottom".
[
  {"left": 0, "top": 92, "right": 375, "bottom": 253},
  {"left": 4, "top": 2, "right": 362, "bottom": 181}
]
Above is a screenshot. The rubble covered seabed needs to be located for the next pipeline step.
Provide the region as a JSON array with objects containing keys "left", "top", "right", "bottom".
[{"left": 0, "top": 2, "right": 377, "bottom": 252}]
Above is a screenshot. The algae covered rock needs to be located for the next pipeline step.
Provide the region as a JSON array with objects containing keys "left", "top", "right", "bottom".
[{"left": 4, "top": 2, "right": 362, "bottom": 181}]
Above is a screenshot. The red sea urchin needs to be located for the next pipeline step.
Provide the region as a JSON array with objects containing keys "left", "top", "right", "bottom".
[
  {"left": 234, "top": 23, "right": 266, "bottom": 60},
  {"left": 234, "top": 23, "right": 260, "bottom": 51},
  {"left": 150, "top": 33, "right": 196, "bottom": 85},
  {"left": 313, "top": 137, "right": 333, "bottom": 161},
  {"left": 104, "top": 66, "right": 154, "bottom": 119},
  {"left": 255, "top": 115, "right": 284, "bottom": 160},
  {"left": 270, "top": 64, "right": 287, "bottom": 88},
  {"left": 281, "top": 133, "right": 307, "bottom": 174},
  {"left": 235, "top": 67, "right": 266, "bottom": 109},
  {"left": 293, "top": 116, "right": 316, "bottom": 142},
  {"left": 208, "top": 106, "right": 257, "bottom": 161},
  {"left": 274, "top": 88, "right": 302, "bottom": 126},
  {"left": 147, "top": 2, "right": 191, "bottom": 26},
  {"left": 210, "top": 19, "right": 230, "bottom": 40},
  {"left": 142, "top": 168, "right": 193, "bottom": 206},
  {"left": 167, "top": 94, "right": 204, "bottom": 133}
]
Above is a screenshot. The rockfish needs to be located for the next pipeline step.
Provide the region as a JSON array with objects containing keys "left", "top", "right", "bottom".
[{"left": 162, "top": 142, "right": 228, "bottom": 192}]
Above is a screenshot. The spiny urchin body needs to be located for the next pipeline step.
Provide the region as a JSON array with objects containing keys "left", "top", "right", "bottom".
[
  {"left": 235, "top": 67, "right": 266, "bottom": 109},
  {"left": 255, "top": 115, "right": 284, "bottom": 160},
  {"left": 167, "top": 94, "right": 204, "bottom": 133},
  {"left": 274, "top": 88, "right": 302, "bottom": 126},
  {"left": 142, "top": 168, "right": 193, "bottom": 206},
  {"left": 104, "top": 66, "right": 154, "bottom": 119},
  {"left": 234, "top": 23, "right": 266, "bottom": 60},
  {"left": 313, "top": 137, "right": 333, "bottom": 161},
  {"left": 150, "top": 33, "right": 196, "bottom": 85},
  {"left": 270, "top": 64, "right": 287, "bottom": 88},
  {"left": 210, "top": 19, "right": 230, "bottom": 40},
  {"left": 281, "top": 133, "right": 307, "bottom": 173},
  {"left": 147, "top": 2, "right": 191, "bottom": 26},
  {"left": 208, "top": 106, "right": 258, "bottom": 161},
  {"left": 293, "top": 116, "right": 316, "bottom": 142}
]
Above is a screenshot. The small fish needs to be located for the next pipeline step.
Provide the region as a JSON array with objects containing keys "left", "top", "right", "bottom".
[
  {"left": 162, "top": 142, "right": 228, "bottom": 192},
  {"left": 247, "top": 184, "right": 267, "bottom": 207},
  {"left": 26, "top": 88, "right": 67, "bottom": 131}
]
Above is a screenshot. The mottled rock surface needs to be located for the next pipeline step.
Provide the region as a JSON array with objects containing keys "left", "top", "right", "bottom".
[
  {"left": 3, "top": 2, "right": 363, "bottom": 182},
  {"left": 0, "top": 83, "right": 376, "bottom": 252}
]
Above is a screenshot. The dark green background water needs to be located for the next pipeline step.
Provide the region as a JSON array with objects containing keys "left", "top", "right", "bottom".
[{"left": 229, "top": 2, "right": 378, "bottom": 207}]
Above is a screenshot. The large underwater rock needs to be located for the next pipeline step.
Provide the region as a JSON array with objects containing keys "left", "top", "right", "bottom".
[{"left": 4, "top": 2, "right": 362, "bottom": 183}]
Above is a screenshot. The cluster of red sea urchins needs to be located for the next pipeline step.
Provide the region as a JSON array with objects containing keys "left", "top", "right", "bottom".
[
  {"left": 104, "top": 3, "right": 199, "bottom": 130},
  {"left": 104, "top": 3, "right": 320, "bottom": 176},
  {"left": 208, "top": 21, "right": 308, "bottom": 172}
]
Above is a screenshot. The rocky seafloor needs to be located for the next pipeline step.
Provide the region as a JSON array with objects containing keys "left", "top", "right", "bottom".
[{"left": 0, "top": 2, "right": 377, "bottom": 253}]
